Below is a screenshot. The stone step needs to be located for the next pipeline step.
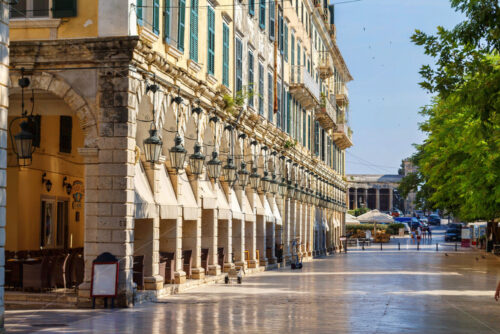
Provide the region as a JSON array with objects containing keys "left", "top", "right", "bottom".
[
  {"left": 6, "top": 300, "right": 78, "bottom": 310},
  {"left": 5, "top": 291, "right": 78, "bottom": 305}
]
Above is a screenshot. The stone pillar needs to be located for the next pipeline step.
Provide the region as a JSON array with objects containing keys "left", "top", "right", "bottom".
[
  {"left": 375, "top": 188, "right": 380, "bottom": 210},
  {"left": 174, "top": 216, "right": 185, "bottom": 283},
  {"left": 202, "top": 207, "right": 220, "bottom": 276},
  {"left": 190, "top": 177, "right": 204, "bottom": 280},
  {"left": 256, "top": 214, "right": 267, "bottom": 266},
  {"left": 284, "top": 197, "right": 292, "bottom": 261},
  {"left": 297, "top": 201, "right": 302, "bottom": 254},
  {"left": 0, "top": 1, "right": 8, "bottom": 328},
  {"left": 364, "top": 188, "right": 368, "bottom": 208},
  {"left": 389, "top": 188, "right": 393, "bottom": 211},
  {"left": 353, "top": 188, "right": 358, "bottom": 209}
]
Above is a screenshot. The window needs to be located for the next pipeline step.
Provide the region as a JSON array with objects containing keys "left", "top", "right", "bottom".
[
  {"left": 207, "top": 7, "right": 215, "bottom": 75},
  {"left": 164, "top": 0, "right": 171, "bottom": 42},
  {"left": 279, "top": 14, "right": 283, "bottom": 54},
  {"left": 249, "top": 0, "right": 255, "bottom": 16},
  {"left": 287, "top": 92, "right": 291, "bottom": 134},
  {"left": 11, "top": 0, "right": 77, "bottom": 19},
  {"left": 320, "top": 128, "right": 325, "bottom": 161},
  {"left": 153, "top": 0, "right": 160, "bottom": 34},
  {"left": 59, "top": 116, "right": 72, "bottom": 153},
  {"left": 314, "top": 121, "right": 319, "bottom": 156},
  {"left": 178, "top": 0, "right": 186, "bottom": 51},
  {"left": 297, "top": 43, "right": 301, "bottom": 66},
  {"left": 284, "top": 21, "right": 288, "bottom": 62},
  {"left": 189, "top": 0, "right": 199, "bottom": 61},
  {"left": 223, "top": 23, "right": 230, "bottom": 86},
  {"left": 291, "top": 34, "right": 295, "bottom": 65},
  {"left": 258, "top": 63, "right": 264, "bottom": 115},
  {"left": 41, "top": 199, "right": 68, "bottom": 248},
  {"left": 248, "top": 50, "right": 254, "bottom": 107},
  {"left": 307, "top": 114, "right": 311, "bottom": 150},
  {"left": 269, "top": 0, "right": 275, "bottom": 41},
  {"left": 135, "top": 0, "right": 159, "bottom": 34},
  {"left": 259, "top": 0, "right": 265, "bottom": 29},
  {"left": 268, "top": 72, "right": 273, "bottom": 122},
  {"left": 302, "top": 110, "right": 306, "bottom": 147},
  {"left": 277, "top": 80, "right": 282, "bottom": 128},
  {"left": 235, "top": 38, "right": 243, "bottom": 93}
]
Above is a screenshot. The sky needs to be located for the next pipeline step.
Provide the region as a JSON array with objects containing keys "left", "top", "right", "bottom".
[{"left": 334, "top": 0, "right": 464, "bottom": 175}]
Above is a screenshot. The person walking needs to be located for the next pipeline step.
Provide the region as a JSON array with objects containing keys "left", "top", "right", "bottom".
[
  {"left": 428, "top": 227, "right": 432, "bottom": 240},
  {"left": 495, "top": 281, "right": 500, "bottom": 301}
]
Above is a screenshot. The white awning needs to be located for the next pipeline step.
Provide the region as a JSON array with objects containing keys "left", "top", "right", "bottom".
[
  {"left": 200, "top": 180, "right": 217, "bottom": 209},
  {"left": 271, "top": 197, "right": 282, "bottom": 226},
  {"left": 263, "top": 196, "right": 275, "bottom": 223},
  {"left": 134, "top": 161, "right": 157, "bottom": 219},
  {"left": 240, "top": 191, "right": 255, "bottom": 222},
  {"left": 156, "top": 165, "right": 179, "bottom": 220},
  {"left": 323, "top": 217, "right": 330, "bottom": 231},
  {"left": 230, "top": 191, "right": 244, "bottom": 221},
  {"left": 178, "top": 174, "right": 198, "bottom": 221},
  {"left": 215, "top": 182, "right": 231, "bottom": 220}
]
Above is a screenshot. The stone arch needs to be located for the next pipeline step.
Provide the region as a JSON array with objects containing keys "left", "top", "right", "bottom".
[{"left": 8, "top": 72, "right": 98, "bottom": 148}]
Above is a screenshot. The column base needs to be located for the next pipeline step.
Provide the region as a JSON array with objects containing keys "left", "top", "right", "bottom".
[
  {"left": 267, "top": 256, "right": 277, "bottom": 264},
  {"left": 174, "top": 271, "right": 186, "bottom": 284},
  {"left": 259, "top": 258, "right": 268, "bottom": 267},
  {"left": 234, "top": 261, "right": 247, "bottom": 270},
  {"left": 207, "top": 264, "right": 221, "bottom": 276},
  {"left": 247, "top": 259, "right": 259, "bottom": 268},
  {"left": 191, "top": 267, "right": 205, "bottom": 280},
  {"left": 77, "top": 282, "right": 91, "bottom": 299},
  {"left": 223, "top": 262, "right": 235, "bottom": 273},
  {"left": 144, "top": 275, "right": 164, "bottom": 290}
]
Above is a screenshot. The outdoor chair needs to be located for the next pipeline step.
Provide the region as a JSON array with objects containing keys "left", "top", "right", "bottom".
[
  {"left": 133, "top": 255, "right": 145, "bottom": 290},
  {"left": 217, "top": 247, "right": 225, "bottom": 268},
  {"left": 69, "top": 251, "right": 84, "bottom": 287},
  {"left": 201, "top": 248, "right": 209, "bottom": 275},
  {"left": 159, "top": 252, "right": 175, "bottom": 284},
  {"left": 182, "top": 250, "right": 192, "bottom": 279},
  {"left": 52, "top": 253, "right": 70, "bottom": 288}
]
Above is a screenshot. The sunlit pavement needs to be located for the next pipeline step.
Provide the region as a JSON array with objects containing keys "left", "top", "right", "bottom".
[{"left": 6, "top": 236, "right": 500, "bottom": 333}]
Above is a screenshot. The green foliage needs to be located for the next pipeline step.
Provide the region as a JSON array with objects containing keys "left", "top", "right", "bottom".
[
  {"left": 410, "top": 1, "right": 500, "bottom": 222},
  {"left": 284, "top": 140, "right": 297, "bottom": 149},
  {"left": 222, "top": 86, "right": 256, "bottom": 117},
  {"left": 346, "top": 223, "right": 404, "bottom": 236},
  {"left": 351, "top": 207, "right": 369, "bottom": 217},
  {"left": 386, "top": 223, "right": 405, "bottom": 236}
]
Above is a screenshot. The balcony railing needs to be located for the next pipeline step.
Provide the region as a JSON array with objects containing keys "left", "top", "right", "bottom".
[
  {"left": 333, "top": 123, "right": 353, "bottom": 149},
  {"left": 318, "top": 57, "right": 334, "bottom": 79},
  {"left": 289, "top": 65, "right": 320, "bottom": 109},
  {"left": 315, "top": 94, "right": 336, "bottom": 130},
  {"left": 335, "top": 82, "right": 348, "bottom": 106}
]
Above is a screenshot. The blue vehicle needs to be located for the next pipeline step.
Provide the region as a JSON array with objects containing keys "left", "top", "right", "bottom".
[{"left": 394, "top": 217, "right": 421, "bottom": 230}]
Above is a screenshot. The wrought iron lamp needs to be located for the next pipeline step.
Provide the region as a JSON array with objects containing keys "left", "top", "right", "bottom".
[
  {"left": 169, "top": 93, "right": 187, "bottom": 171},
  {"left": 188, "top": 105, "right": 206, "bottom": 175}
]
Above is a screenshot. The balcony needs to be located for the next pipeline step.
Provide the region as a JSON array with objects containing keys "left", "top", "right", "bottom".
[
  {"left": 315, "top": 94, "right": 336, "bottom": 130},
  {"left": 335, "top": 83, "right": 348, "bottom": 107},
  {"left": 317, "top": 57, "right": 334, "bottom": 79},
  {"left": 333, "top": 123, "right": 353, "bottom": 149},
  {"left": 289, "top": 65, "right": 320, "bottom": 109}
]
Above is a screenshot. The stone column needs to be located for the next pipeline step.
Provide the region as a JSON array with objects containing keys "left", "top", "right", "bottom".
[
  {"left": 353, "top": 188, "right": 358, "bottom": 209},
  {"left": 364, "top": 188, "right": 368, "bottom": 208},
  {"left": 0, "top": 1, "right": 8, "bottom": 327},
  {"left": 190, "top": 176, "right": 204, "bottom": 280},
  {"left": 284, "top": 197, "right": 291, "bottom": 261},
  {"left": 389, "top": 188, "right": 393, "bottom": 211},
  {"left": 375, "top": 188, "right": 380, "bottom": 210}
]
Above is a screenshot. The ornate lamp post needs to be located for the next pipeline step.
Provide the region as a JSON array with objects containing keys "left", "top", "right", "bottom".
[
  {"left": 188, "top": 105, "right": 206, "bottom": 175},
  {"left": 206, "top": 116, "right": 222, "bottom": 180},
  {"left": 169, "top": 93, "right": 187, "bottom": 171},
  {"left": 222, "top": 125, "right": 237, "bottom": 184}
]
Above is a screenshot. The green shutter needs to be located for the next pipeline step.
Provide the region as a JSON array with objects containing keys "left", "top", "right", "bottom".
[
  {"left": 248, "top": 51, "right": 254, "bottom": 107},
  {"left": 207, "top": 7, "right": 215, "bottom": 74},
  {"left": 291, "top": 34, "right": 294, "bottom": 65},
  {"left": 189, "top": 0, "right": 199, "bottom": 61},
  {"left": 269, "top": 1, "right": 275, "bottom": 40},
  {"left": 259, "top": 64, "right": 264, "bottom": 115},
  {"left": 236, "top": 38, "right": 243, "bottom": 93},
  {"left": 284, "top": 22, "right": 288, "bottom": 62},
  {"left": 178, "top": 0, "right": 186, "bottom": 51},
  {"left": 223, "top": 24, "right": 229, "bottom": 86},
  {"left": 52, "top": 0, "right": 77, "bottom": 18},
  {"left": 259, "top": 0, "right": 265, "bottom": 29},
  {"left": 164, "top": 0, "right": 171, "bottom": 42},
  {"left": 153, "top": 0, "right": 160, "bottom": 34},
  {"left": 249, "top": 0, "right": 255, "bottom": 16},
  {"left": 268, "top": 73, "right": 273, "bottom": 122}
]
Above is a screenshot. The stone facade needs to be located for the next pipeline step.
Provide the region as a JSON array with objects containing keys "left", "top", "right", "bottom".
[
  {"left": 0, "top": 0, "right": 7, "bottom": 329},
  {"left": 347, "top": 174, "right": 404, "bottom": 212}
]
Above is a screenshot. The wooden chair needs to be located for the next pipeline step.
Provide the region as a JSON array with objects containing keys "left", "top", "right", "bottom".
[
  {"left": 133, "top": 255, "right": 145, "bottom": 290},
  {"left": 182, "top": 250, "right": 192, "bottom": 279},
  {"left": 217, "top": 247, "right": 225, "bottom": 268},
  {"left": 159, "top": 252, "right": 175, "bottom": 284},
  {"left": 52, "top": 253, "right": 71, "bottom": 288},
  {"left": 201, "top": 248, "right": 209, "bottom": 275}
]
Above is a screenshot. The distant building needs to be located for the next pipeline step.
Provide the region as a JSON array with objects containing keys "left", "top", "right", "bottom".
[
  {"left": 401, "top": 159, "right": 417, "bottom": 213},
  {"left": 347, "top": 175, "right": 403, "bottom": 212}
]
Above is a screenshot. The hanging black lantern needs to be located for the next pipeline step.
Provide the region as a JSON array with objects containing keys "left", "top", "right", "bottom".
[
  {"left": 169, "top": 134, "right": 187, "bottom": 170},
  {"left": 294, "top": 184, "right": 301, "bottom": 201},
  {"left": 222, "top": 156, "right": 237, "bottom": 183},
  {"left": 207, "top": 150, "right": 222, "bottom": 179},
  {"left": 144, "top": 129, "right": 163, "bottom": 164},
  {"left": 189, "top": 142, "right": 205, "bottom": 175},
  {"left": 287, "top": 181, "right": 295, "bottom": 198},
  {"left": 249, "top": 167, "right": 260, "bottom": 190},
  {"left": 238, "top": 162, "right": 250, "bottom": 188},
  {"left": 269, "top": 174, "right": 278, "bottom": 194},
  {"left": 260, "top": 171, "right": 272, "bottom": 193},
  {"left": 278, "top": 178, "right": 287, "bottom": 197}
]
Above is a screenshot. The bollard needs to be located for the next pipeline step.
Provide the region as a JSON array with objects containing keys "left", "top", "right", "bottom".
[
  {"left": 455, "top": 242, "right": 458, "bottom": 251},
  {"left": 362, "top": 243, "right": 365, "bottom": 251},
  {"left": 398, "top": 242, "right": 400, "bottom": 251},
  {"left": 436, "top": 243, "right": 438, "bottom": 251},
  {"left": 380, "top": 242, "right": 383, "bottom": 251},
  {"left": 417, "top": 242, "right": 420, "bottom": 251}
]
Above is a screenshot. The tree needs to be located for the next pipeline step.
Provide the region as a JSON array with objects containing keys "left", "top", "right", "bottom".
[{"left": 410, "top": 1, "right": 500, "bottom": 223}]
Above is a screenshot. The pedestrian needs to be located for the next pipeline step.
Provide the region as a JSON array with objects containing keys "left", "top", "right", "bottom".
[
  {"left": 411, "top": 229, "right": 416, "bottom": 244},
  {"left": 417, "top": 227, "right": 422, "bottom": 244},
  {"left": 495, "top": 281, "right": 500, "bottom": 301},
  {"left": 428, "top": 227, "right": 432, "bottom": 240}
]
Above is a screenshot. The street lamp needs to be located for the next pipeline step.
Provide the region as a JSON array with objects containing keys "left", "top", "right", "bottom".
[
  {"left": 188, "top": 105, "right": 205, "bottom": 175},
  {"left": 222, "top": 156, "right": 237, "bottom": 183},
  {"left": 238, "top": 161, "right": 250, "bottom": 188},
  {"left": 169, "top": 93, "right": 187, "bottom": 171},
  {"left": 207, "top": 116, "right": 222, "bottom": 180}
]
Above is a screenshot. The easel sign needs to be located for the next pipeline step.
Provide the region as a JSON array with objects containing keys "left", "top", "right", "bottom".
[{"left": 91, "top": 252, "right": 119, "bottom": 308}]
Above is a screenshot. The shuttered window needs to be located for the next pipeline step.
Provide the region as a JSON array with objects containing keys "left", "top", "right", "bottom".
[
  {"left": 269, "top": 0, "right": 275, "bottom": 41},
  {"left": 258, "top": 63, "right": 264, "bottom": 115},
  {"left": 259, "top": 0, "right": 265, "bottom": 29},
  {"left": 178, "top": 0, "right": 186, "bottom": 51},
  {"left": 284, "top": 21, "right": 288, "bottom": 62},
  {"left": 291, "top": 34, "right": 294, "bottom": 65},
  {"left": 277, "top": 80, "right": 282, "bottom": 128},
  {"left": 207, "top": 7, "right": 215, "bottom": 74},
  {"left": 53, "top": 0, "right": 77, "bottom": 18},
  {"left": 235, "top": 38, "right": 243, "bottom": 93},
  {"left": 223, "top": 24, "right": 230, "bottom": 86},
  {"left": 307, "top": 114, "right": 311, "bottom": 150},
  {"left": 249, "top": 0, "right": 255, "bottom": 16},
  {"left": 314, "top": 121, "right": 319, "bottom": 156},
  {"left": 248, "top": 51, "right": 254, "bottom": 107},
  {"left": 189, "top": 0, "right": 199, "bottom": 61},
  {"left": 268, "top": 73, "right": 273, "bottom": 122},
  {"left": 287, "top": 92, "right": 291, "bottom": 134},
  {"left": 153, "top": 0, "right": 160, "bottom": 34},
  {"left": 279, "top": 15, "right": 283, "bottom": 54},
  {"left": 59, "top": 116, "right": 72, "bottom": 153},
  {"left": 164, "top": 0, "right": 171, "bottom": 42},
  {"left": 302, "top": 110, "right": 306, "bottom": 147}
]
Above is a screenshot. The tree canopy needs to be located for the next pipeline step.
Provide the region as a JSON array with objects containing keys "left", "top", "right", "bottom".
[{"left": 404, "top": 0, "right": 500, "bottom": 221}]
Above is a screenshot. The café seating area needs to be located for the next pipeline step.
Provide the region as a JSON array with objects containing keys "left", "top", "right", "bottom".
[{"left": 5, "top": 248, "right": 84, "bottom": 292}]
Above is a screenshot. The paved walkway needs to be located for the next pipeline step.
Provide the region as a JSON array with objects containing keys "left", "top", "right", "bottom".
[{"left": 6, "top": 236, "right": 500, "bottom": 333}]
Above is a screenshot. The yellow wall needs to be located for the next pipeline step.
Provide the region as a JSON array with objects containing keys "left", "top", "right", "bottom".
[
  {"left": 10, "top": 0, "right": 98, "bottom": 41},
  {"left": 6, "top": 109, "right": 86, "bottom": 251}
]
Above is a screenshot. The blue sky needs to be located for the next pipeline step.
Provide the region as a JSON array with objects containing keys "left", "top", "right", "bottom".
[{"left": 334, "top": 0, "right": 464, "bottom": 175}]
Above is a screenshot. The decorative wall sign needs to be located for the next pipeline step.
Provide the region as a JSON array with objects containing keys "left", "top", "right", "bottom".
[{"left": 72, "top": 180, "right": 84, "bottom": 209}]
